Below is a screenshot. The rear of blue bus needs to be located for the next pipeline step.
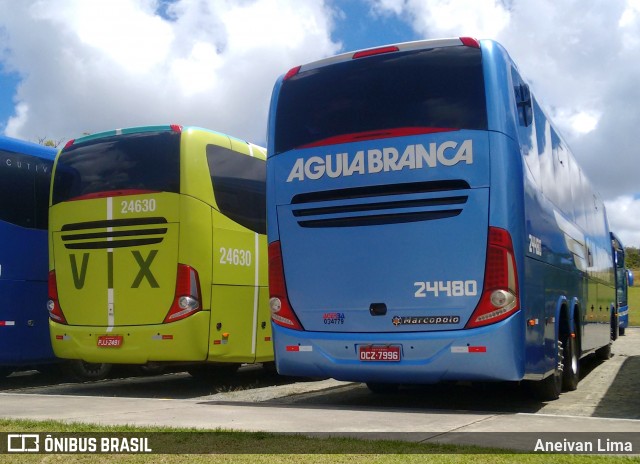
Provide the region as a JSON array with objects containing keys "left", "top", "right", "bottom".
[
  {"left": 0, "top": 137, "right": 56, "bottom": 373},
  {"left": 266, "top": 38, "right": 526, "bottom": 384}
]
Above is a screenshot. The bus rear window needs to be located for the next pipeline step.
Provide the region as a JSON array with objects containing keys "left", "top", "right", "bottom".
[
  {"left": 52, "top": 131, "right": 180, "bottom": 204},
  {"left": 274, "top": 46, "right": 487, "bottom": 155},
  {"left": 0, "top": 150, "right": 52, "bottom": 229}
]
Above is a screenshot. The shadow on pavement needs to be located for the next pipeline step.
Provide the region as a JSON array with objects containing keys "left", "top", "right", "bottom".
[{"left": 593, "top": 355, "right": 640, "bottom": 419}]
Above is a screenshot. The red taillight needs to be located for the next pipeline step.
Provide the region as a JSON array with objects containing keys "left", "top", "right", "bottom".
[
  {"left": 352, "top": 45, "right": 400, "bottom": 59},
  {"left": 268, "top": 241, "right": 303, "bottom": 330},
  {"left": 47, "top": 270, "right": 67, "bottom": 324},
  {"left": 460, "top": 37, "right": 480, "bottom": 48},
  {"left": 465, "top": 227, "right": 519, "bottom": 329},
  {"left": 164, "top": 264, "right": 202, "bottom": 323},
  {"left": 170, "top": 124, "right": 182, "bottom": 133},
  {"left": 284, "top": 66, "right": 301, "bottom": 81},
  {"left": 63, "top": 139, "right": 75, "bottom": 150}
]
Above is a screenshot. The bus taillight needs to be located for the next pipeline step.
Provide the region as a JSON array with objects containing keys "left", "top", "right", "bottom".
[
  {"left": 284, "top": 66, "right": 301, "bottom": 81},
  {"left": 465, "top": 227, "right": 519, "bottom": 329},
  {"left": 47, "top": 270, "right": 67, "bottom": 324},
  {"left": 460, "top": 37, "right": 480, "bottom": 48},
  {"left": 352, "top": 45, "right": 399, "bottom": 59},
  {"left": 164, "top": 264, "right": 202, "bottom": 323},
  {"left": 268, "top": 241, "right": 303, "bottom": 330}
]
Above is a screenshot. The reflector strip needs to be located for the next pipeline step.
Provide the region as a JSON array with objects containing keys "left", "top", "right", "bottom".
[
  {"left": 451, "top": 346, "right": 487, "bottom": 353},
  {"left": 265, "top": 336, "right": 271, "bottom": 342},
  {"left": 0, "top": 321, "right": 15, "bottom": 326},
  {"left": 55, "top": 334, "right": 70, "bottom": 340},
  {"left": 152, "top": 334, "right": 174, "bottom": 340},
  {"left": 286, "top": 345, "right": 312, "bottom": 352}
]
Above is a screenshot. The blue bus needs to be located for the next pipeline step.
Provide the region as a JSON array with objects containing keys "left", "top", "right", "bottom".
[
  {"left": 0, "top": 135, "right": 57, "bottom": 377},
  {"left": 266, "top": 37, "right": 616, "bottom": 401},
  {"left": 611, "top": 232, "right": 633, "bottom": 335}
]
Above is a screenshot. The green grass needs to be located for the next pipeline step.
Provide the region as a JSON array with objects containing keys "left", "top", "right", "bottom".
[
  {"left": 628, "top": 270, "right": 640, "bottom": 327},
  {"left": 0, "top": 419, "right": 637, "bottom": 463}
]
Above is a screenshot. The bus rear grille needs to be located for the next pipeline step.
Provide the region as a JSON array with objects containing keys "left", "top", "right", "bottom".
[
  {"left": 60, "top": 217, "right": 168, "bottom": 249},
  {"left": 290, "top": 180, "right": 469, "bottom": 228}
]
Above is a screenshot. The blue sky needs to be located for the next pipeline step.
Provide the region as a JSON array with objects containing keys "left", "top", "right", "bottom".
[{"left": 0, "top": 0, "right": 639, "bottom": 246}]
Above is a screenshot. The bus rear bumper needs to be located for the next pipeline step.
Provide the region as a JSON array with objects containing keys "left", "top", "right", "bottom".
[
  {"left": 273, "top": 312, "right": 525, "bottom": 384},
  {"left": 49, "top": 311, "right": 210, "bottom": 364}
]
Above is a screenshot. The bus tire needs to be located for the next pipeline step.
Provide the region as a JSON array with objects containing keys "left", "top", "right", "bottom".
[
  {"left": 619, "top": 326, "right": 625, "bottom": 336},
  {"left": 528, "top": 339, "right": 563, "bottom": 401},
  {"left": 65, "top": 360, "right": 112, "bottom": 381},
  {"left": 366, "top": 382, "right": 399, "bottom": 394},
  {"left": 562, "top": 333, "right": 579, "bottom": 391}
]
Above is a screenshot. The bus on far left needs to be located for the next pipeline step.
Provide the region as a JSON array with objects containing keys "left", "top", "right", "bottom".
[
  {"left": 0, "top": 135, "right": 57, "bottom": 378},
  {"left": 0, "top": 135, "right": 109, "bottom": 381}
]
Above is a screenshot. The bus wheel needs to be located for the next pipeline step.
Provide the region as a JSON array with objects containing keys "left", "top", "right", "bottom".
[
  {"left": 366, "top": 382, "right": 399, "bottom": 394},
  {"left": 562, "top": 333, "right": 580, "bottom": 391},
  {"left": 65, "top": 360, "right": 112, "bottom": 381},
  {"left": 528, "top": 339, "right": 563, "bottom": 401},
  {"left": 0, "top": 367, "right": 14, "bottom": 379}
]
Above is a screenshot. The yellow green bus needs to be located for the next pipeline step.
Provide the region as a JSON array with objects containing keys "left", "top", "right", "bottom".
[{"left": 48, "top": 125, "right": 272, "bottom": 376}]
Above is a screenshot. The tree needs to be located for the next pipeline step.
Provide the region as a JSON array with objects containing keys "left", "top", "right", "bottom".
[
  {"left": 626, "top": 246, "right": 640, "bottom": 270},
  {"left": 36, "top": 136, "right": 65, "bottom": 148}
]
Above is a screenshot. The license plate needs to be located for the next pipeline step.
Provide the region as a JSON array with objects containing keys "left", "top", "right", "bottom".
[
  {"left": 97, "top": 335, "right": 123, "bottom": 348},
  {"left": 358, "top": 345, "right": 401, "bottom": 362}
]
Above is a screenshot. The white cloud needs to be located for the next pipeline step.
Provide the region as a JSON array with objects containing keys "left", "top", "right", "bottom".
[
  {"left": 371, "top": 0, "right": 510, "bottom": 39},
  {"left": 605, "top": 196, "right": 640, "bottom": 248},
  {"left": 0, "top": 0, "right": 341, "bottom": 145}
]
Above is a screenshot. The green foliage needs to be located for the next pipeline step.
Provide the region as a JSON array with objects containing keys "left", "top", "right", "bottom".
[
  {"left": 35, "top": 136, "right": 64, "bottom": 148},
  {"left": 626, "top": 247, "right": 640, "bottom": 271},
  {"left": 629, "top": 286, "right": 640, "bottom": 326}
]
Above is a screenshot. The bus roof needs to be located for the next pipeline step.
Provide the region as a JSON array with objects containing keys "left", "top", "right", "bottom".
[
  {"left": 63, "top": 125, "right": 256, "bottom": 150},
  {"left": 0, "top": 134, "right": 57, "bottom": 160},
  {"left": 285, "top": 37, "right": 480, "bottom": 79}
]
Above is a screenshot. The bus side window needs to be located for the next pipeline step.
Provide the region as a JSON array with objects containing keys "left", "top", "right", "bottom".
[
  {"left": 0, "top": 150, "right": 37, "bottom": 228},
  {"left": 512, "top": 71, "right": 532, "bottom": 127},
  {"left": 206, "top": 145, "right": 266, "bottom": 235}
]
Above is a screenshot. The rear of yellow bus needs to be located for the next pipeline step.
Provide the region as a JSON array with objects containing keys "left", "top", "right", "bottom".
[{"left": 48, "top": 125, "right": 212, "bottom": 364}]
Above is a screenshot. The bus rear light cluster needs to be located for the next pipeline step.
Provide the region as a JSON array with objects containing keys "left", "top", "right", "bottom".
[
  {"left": 164, "top": 264, "right": 202, "bottom": 323},
  {"left": 268, "top": 241, "right": 303, "bottom": 330},
  {"left": 47, "top": 270, "right": 68, "bottom": 325},
  {"left": 465, "top": 227, "right": 519, "bottom": 329}
]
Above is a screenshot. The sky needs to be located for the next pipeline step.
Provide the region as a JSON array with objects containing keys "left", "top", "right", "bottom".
[{"left": 0, "top": 0, "right": 639, "bottom": 247}]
